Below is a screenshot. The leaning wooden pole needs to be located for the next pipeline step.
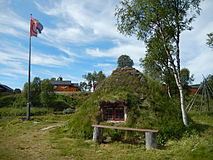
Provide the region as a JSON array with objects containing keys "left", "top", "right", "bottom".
[{"left": 26, "top": 14, "right": 32, "bottom": 120}]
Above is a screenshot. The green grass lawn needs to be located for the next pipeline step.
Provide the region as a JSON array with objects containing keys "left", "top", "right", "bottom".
[
  {"left": 0, "top": 112, "right": 212, "bottom": 160},
  {"left": 0, "top": 107, "right": 54, "bottom": 118}
]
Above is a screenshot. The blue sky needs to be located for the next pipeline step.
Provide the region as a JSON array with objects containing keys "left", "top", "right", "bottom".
[{"left": 0, "top": 0, "right": 212, "bottom": 89}]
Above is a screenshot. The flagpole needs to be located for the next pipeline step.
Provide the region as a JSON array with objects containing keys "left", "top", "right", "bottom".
[{"left": 27, "top": 14, "right": 32, "bottom": 120}]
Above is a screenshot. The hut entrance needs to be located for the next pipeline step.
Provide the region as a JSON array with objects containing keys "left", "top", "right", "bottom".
[{"left": 100, "top": 100, "right": 127, "bottom": 122}]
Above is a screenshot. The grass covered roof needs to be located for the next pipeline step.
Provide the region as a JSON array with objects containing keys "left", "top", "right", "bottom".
[{"left": 61, "top": 67, "right": 185, "bottom": 144}]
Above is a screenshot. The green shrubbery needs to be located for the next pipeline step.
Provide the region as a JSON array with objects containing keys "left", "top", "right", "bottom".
[
  {"left": 0, "top": 93, "right": 79, "bottom": 117},
  {"left": 0, "top": 94, "right": 17, "bottom": 108},
  {"left": 51, "top": 100, "right": 70, "bottom": 111},
  {"left": 63, "top": 108, "right": 75, "bottom": 114},
  {"left": 0, "top": 77, "right": 85, "bottom": 115},
  {"left": 0, "top": 79, "right": 86, "bottom": 118}
]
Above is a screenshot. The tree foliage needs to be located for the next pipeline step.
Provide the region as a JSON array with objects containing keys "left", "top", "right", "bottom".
[
  {"left": 2, "top": 77, "right": 81, "bottom": 111},
  {"left": 21, "top": 77, "right": 55, "bottom": 108},
  {"left": 14, "top": 88, "right": 21, "bottom": 94},
  {"left": 22, "top": 77, "right": 40, "bottom": 107},
  {"left": 80, "top": 82, "right": 88, "bottom": 91},
  {"left": 31, "top": 77, "right": 42, "bottom": 106},
  {"left": 82, "top": 71, "right": 106, "bottom": 91},
  {"left": 117, "top": 55, "right": 134, "bottom": 68},
  {"left": 96, "top": 71, "right": 106, "bottom": 83},
  {"left": 115, "top": 0, "right": 202, "bottom": 126},
  {"left": 140, "top": 35, "right": 178, "bottom": 96},
  {"left": 206, "top": 33, "right": 213, "bottom": 48},
  {"left": 180, "top": 68, "right": 194, "bottom": 89},
  {"left": 115, "top": 0, "right": 201, "bottom": 41},
  {"left": 40, "top": 79, "right": 55, "bottom": 108},
  {"left": 206, "top": 74, "right": 213, "bottom": 89},
  {"left": 140, "top": 36, "right": 168, "bottom": 80}
]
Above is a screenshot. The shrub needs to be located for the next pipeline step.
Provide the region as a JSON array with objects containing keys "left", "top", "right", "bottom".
[
  {"left": 51, "top": 100, "right": 70, "bottom": 111},
  {"left": 0, "top": 94, "right": 17, "bottom": 108},
  {"left": 12, "top": 94, "right": 26, "bottom": 108},
  {"left": 63, "top": 108, "right": 75, "bottom": 114}
]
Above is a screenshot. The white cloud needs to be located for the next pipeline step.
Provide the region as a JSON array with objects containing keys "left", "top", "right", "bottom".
[
  {"left": 186, "top": 50, "right": 213, "bottom": 82},
  {"left": 34, "top": 70, "right": 81, "bottom": 82},
  {"left": 35, "top": 0, "right": 124, "bottom": 46},
  {"left": 0, "top": 2, "right": 28, "bottom": 37},
  {"left": 63, "top": 75, "right": 83, "bottom": 83},
  {"left": 0, "top": 72, "right": 18, "bottom": 78},
  {"left": 86, "top": 40, "right": 146, "bottom": 64},
  {"left": 0, "top": 50, "right": 27, "bottom": 78},
  {"left": 36, "top": 70, "right": 58, "bottom": 78},
  {"left": 94, "top": 63, "right": 114, "bottom": 68},
  {"left": 180, "top": 0, "right": 213, "bottom": 83},
  {"left": 56, "top": 46, "right": 81, "bottom": 57},
  {"left": 0, "top": 40, "right": 74, "bottom": 78},
  {"left": 34, "top": 0, "right": 147, "bottom": 67},
  {"left": 41, "top": 27, "right": 94, "bottom": 44},
  {"left": 31, "top": 51, "right": 74, "bottom": 67}
]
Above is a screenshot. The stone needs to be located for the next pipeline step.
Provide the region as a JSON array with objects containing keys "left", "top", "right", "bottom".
[{"left": 145, "top": 132, "right": 158, "bottom": 149}]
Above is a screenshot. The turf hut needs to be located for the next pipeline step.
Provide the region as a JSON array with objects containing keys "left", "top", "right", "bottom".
[{"left": 64, "top": 67, "right": 184, "bottom": 143}]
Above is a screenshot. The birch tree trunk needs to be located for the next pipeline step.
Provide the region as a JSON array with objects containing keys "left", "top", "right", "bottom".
[
  {"left": 167, "top": 85, "right": 172, "bottom": 98},
  {"left": 159, "top": 27, "right": 188, "bottom": 126},
  {"left": 176, "top": 79, "right": 188, "bottom": 126},
  {"left": 167, "top": 51, "right": 189, "bottom": 126},
  {"left": 169, "top": 57, "right": 189, "bottom": 126},
  {"left": 169, "top": 58, "right": 188, "bottom": 126}
]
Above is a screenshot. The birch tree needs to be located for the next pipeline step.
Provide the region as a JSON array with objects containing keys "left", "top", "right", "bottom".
[
  {"left": 115, "top": 0, "right": 202, "bottom": 126},
  {"left": 140, "top": 35, "right": 177, "bottom": 97},
  {"left": 83, "top": 71, "right": 106, "bottom": 91}
]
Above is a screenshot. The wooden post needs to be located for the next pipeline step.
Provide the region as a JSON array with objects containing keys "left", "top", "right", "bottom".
[
  {"left": 92, "top": 127, "right": 103, "bottom": 143},
  {"left": 145, "top": 132, "right": 157, "bottom": 149}
]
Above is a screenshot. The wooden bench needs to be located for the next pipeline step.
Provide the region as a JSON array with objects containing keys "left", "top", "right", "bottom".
[{"left": 92, "top": 124, "right": 159, "bottom": 150}]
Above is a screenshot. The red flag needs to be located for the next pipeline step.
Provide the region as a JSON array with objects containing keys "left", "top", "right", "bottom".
[
  {"left": 30, "top": 18, "right": 38, "bottom": 37},
  {"left": 30, "top": 17, "right": 43, "bottom": 37}
]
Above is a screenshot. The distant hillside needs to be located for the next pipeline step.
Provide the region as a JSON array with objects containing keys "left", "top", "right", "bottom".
[{"left": 62, "top": 67, "right": 186, "bottom": 144}]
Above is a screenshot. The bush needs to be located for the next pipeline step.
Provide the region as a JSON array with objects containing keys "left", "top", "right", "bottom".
[
  {"left": 63, "top": 108, "right": 75, "bottom": 114},
  {"left": 12, "top": 94, "right": 26, "bottom": 108},
  {"left": 0, "top": 94, "right": 17, "bottom": 108},
  {"left": 56, "top": 93, "right": 90, "bottom": 109},
  {"left": 51, "top": 100, "right": 70, "bottom": 111}
]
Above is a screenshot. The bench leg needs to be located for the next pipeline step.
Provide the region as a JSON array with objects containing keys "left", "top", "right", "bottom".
[
  {"left": 93, "top": 127, "right": 103, "bottom": 143},
  {"left": 145, "top": 132, "right": 157, "bottom": 149}
]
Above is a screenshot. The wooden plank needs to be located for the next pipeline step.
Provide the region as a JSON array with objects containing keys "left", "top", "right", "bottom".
[{"left": 92, "top": 124, "right": 158, "bottom": 133}]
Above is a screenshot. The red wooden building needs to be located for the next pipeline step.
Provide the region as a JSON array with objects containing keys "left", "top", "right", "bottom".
[
  {"left": 50, "top": 77, "right": 80, "bottom": 93},
  {"left": 188, "top": 84, "right": 200, "bottom": 94}
]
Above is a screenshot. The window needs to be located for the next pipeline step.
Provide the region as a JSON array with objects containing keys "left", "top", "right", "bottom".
[
  {"left": 103, "top": 107, "right": 124, "bottom": 121},
  {"left": 61, "top": 86, "right": 68, "bottom": 89}
]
